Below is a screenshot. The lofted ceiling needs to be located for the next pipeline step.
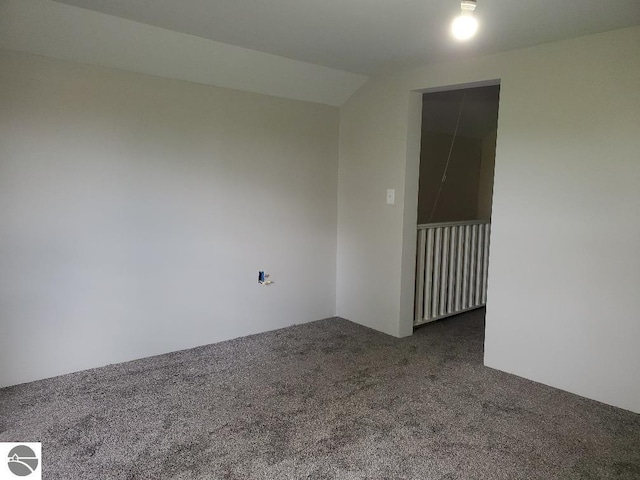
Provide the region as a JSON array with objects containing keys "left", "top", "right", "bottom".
[
  {"left": 2, "top": 0, "right": 639, "bottom": 106},
  {"left": 0, "top": 0, "right": 368, "bottom": 106},
  {"left": 422, "top": 86, "right": 500, "bottom": 140},
  {"left": 53, "top": 0, "right": 640, "bottom": 74}
]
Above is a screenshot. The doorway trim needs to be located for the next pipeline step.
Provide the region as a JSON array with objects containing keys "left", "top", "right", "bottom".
[{"left": 399, "top": 79, "right": 502, "bottom": 337}]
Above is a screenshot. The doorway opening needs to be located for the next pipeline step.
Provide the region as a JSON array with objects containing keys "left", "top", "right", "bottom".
[{"left": 414, "top": 84, "right": 500, "bottom": 328}]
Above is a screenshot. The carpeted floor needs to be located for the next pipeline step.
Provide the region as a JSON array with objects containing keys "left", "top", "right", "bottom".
[{"left": 1, "top": 309, "right": 639, "bottom": 479}]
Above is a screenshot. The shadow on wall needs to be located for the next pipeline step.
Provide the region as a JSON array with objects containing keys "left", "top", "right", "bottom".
[{"left": 418, "top": 85, "right": 500, "bottom": 224}]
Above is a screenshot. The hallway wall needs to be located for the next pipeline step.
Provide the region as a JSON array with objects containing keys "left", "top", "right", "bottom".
[{"left": 417, "top": 132, "right": 482, "bottom": 224}]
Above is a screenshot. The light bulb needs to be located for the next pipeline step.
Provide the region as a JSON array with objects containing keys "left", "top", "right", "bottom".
[
  {"left": 451, "top": 14, "right": 478, "bottom": 40},
  {"left": 451, "top": 0, "right": 478, "bottom": 41}
]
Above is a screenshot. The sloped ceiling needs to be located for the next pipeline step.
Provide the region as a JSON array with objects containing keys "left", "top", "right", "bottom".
[
  {"left": 2, "top": 0, "right": 639, "bottom": 105},
  {"left": 54, "top": 0, "right": 640, "bottom": 73},
  {"left": 0, "top": 0, "right": 368, "bottom": 106},
  {"left": 422, "top": 86, "right": 500, "bottom": 140}
]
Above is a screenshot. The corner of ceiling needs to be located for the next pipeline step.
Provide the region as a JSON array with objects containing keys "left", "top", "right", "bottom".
[{"left": 0, "top": 0, "right": 368, "bottom": 107}]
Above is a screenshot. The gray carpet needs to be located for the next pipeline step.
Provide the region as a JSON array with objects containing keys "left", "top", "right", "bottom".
[{"left": 1, "top": 310, "right": 639, "bottom": 479}]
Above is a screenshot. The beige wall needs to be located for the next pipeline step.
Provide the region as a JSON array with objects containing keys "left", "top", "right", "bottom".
[
  {"left": 337, "top": 26, "right": 640, "bottom": 412},
  {"left": 417, "top": 132, "right": 482, "bottom": 224},
  {"left": 0, "top": 49, "right": 339, "bottom": 387},
  {"left": 477, "top": 129, "right": 497, "bottom": 220}
]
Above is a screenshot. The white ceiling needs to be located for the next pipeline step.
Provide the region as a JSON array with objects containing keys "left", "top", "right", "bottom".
[
  {"left": 0, "top": 0, "right": 367, "bottom": 106},
  {"left": 3, "top": 1, "right": 639, "bottom": 106},
  {"left": 53, "top": 0, "right": 640, "bottom": 74}
]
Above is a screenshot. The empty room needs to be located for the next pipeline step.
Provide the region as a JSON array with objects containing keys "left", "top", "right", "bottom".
[{"left": 1, "top": 1, "right": 639, "bottom": 479}]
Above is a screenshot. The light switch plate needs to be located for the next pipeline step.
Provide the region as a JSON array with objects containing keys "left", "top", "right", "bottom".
[{"left": 386, "top": 189, "right": 395, "bottom": 205}]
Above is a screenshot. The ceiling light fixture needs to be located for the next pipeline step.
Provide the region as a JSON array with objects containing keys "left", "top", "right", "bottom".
[{"left": 451, "top": 0, "right": 478, "bottom": 41}]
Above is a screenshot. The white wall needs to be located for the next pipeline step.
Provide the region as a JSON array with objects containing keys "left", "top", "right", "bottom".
[
  {"left": 337, "top": 83, "right": 411, "bottom": 337},
  {"left": 337, "top": 26, "right": 640, "bottom": 413},
  {"left": 0, "top": 49, "right": 339, "bottom": 387}
]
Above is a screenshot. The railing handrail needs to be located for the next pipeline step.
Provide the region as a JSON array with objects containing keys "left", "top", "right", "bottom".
[{"left": 418, "top": 219, "right": 490, "bottom": 229}]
